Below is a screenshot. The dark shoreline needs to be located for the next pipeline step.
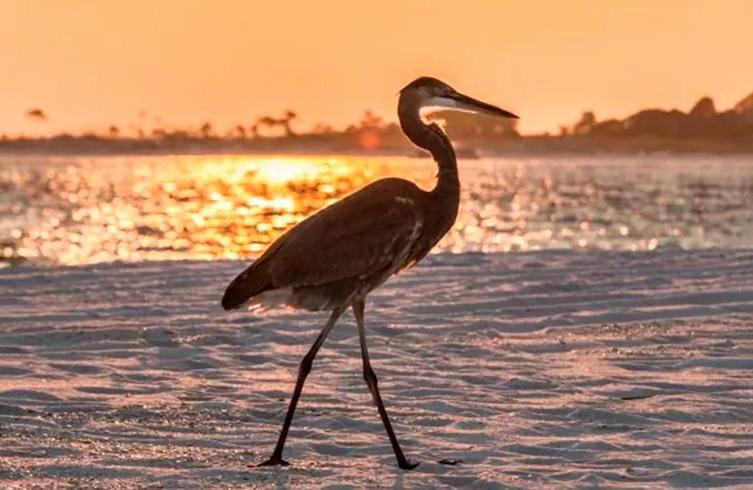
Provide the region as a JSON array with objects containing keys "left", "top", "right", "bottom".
[{"left": 2, "top": 138, "right": 753, "bottom": 158}]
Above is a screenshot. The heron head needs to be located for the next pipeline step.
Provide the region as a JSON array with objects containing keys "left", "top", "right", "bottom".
[{"left": 400, "top": 77, "right": 518, "bottom": 120}]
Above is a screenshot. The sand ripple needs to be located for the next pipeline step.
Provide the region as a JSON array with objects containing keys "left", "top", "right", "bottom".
[{"left": 1, "top": 250, "right": 752, "bottom": 488}]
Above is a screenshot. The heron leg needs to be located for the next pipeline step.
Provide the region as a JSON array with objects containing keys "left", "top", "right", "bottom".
[
  {"left": 352, "top": 299, "right": 418, "bottom": 470},
  {"left": 259, "top": 306, "right": 345, "bottom": 467}
]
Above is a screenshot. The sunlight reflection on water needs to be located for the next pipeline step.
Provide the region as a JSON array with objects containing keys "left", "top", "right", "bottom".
[{"left": 1, "top": 153, "right": 753, "bottom": 266}]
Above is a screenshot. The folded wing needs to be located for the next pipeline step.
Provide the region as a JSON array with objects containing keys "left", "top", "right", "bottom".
[{"left": 221, "top": 178, "right": 425, "bottom": 310}]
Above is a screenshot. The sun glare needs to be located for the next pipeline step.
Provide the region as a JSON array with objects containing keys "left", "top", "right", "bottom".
[
  {"left": 258, "top": 160, "right": 311, "bottom": 184},
  {"left": 225, "top": 158, "right": 321, "bottom": 186}
]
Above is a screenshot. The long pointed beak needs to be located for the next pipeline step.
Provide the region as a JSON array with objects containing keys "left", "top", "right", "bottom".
[{"left": 450, "top": 91, "right": 518, "bottom": 119}]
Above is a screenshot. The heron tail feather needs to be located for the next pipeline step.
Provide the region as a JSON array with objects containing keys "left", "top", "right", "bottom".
[{"left": 221, "top": 262, "right": 273, "bottom": 310}]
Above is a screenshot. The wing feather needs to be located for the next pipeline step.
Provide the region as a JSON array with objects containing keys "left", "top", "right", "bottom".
[
  {"left": 267, "top": 179, "right": 423, "bottom": 286},
  {"left": 222, "top": 178, "right": 424, "bottom": 309}
]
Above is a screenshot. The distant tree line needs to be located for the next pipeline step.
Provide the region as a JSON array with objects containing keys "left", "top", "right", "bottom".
[
  {"left": 5, "top": 88, "right": 753, "bottom": 154},
  {"left": 567, "top": 91, "right": 753, "bottom": 139}
]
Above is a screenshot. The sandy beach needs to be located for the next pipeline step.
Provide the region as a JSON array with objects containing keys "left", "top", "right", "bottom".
[{"left": 1, "top": 249, "right": 752, "bottom": 488}]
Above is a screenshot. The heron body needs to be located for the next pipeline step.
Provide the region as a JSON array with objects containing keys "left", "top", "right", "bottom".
[{"left": 222, "top": 77, "right": 517, "bottom": 469}]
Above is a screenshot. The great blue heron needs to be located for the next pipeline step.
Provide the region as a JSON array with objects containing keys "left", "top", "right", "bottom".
[{"left": 222, "top": 77, "right": 518, "bottom": 470}]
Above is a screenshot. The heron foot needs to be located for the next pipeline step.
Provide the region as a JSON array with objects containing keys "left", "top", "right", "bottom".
[
  {"left": 258, "top": 456, "right": 290, "bottom": 467},
  {"left": 438, "top": 458, "right": 462, "bottom": 465},
  {"left": 398, "top": 459, "right": 420, "bottom": 470}
]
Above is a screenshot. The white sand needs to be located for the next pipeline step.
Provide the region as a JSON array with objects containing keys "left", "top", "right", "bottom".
[{"left": 1, "top": 249, "right": 752, "bottom": 488}]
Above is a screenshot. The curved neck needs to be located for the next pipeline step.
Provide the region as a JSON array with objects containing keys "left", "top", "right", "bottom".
[{"left": 398, "top": 98, "right": 459, "bottom": 196}]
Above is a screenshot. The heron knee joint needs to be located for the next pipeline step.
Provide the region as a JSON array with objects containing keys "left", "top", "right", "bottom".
[
  {"left": 363, "top": 366, "right": 378, "bottom": 385},
  {"left": 299, "top": 355, "right": 314, "bottom": 376}
]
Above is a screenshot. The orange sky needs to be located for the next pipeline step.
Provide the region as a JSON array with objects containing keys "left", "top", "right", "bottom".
[{"left": 2, "top": 0, "right": 753, "bottom": 136}]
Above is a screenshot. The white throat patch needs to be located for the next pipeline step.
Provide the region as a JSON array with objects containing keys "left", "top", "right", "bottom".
[
  {"left": 424, "top": 95, "right": 482, "bottom": 116},
  {"left": 425, "top": 96, "right": 459, "bottom": 109}
]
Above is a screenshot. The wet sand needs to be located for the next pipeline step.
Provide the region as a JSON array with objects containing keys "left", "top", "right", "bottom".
[{"left": 1, "top": 249, "right": 752, "bottom": 488}]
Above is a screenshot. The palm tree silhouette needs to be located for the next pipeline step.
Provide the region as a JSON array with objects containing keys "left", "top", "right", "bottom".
[
  {"left": 200, "top": 122, "right": 213, "bottom": 139},
  {"left": 282, "top": 110, "right": 297, "bottom": 136}
]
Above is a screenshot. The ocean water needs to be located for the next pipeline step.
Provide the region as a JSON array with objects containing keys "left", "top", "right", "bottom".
[{"left": 1, "top": 153, "right": 753, "bottom": 266}]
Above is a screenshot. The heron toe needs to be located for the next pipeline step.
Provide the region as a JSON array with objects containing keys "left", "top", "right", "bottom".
[
  {"left": 257, "top": 457, "right": 290, "bottom": 467},
  {"left": 438, "top": 458, "right": 462, "bottom": 465},
  {"left": 399, "top": 459, "right": 420, "bottom": 470}
]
